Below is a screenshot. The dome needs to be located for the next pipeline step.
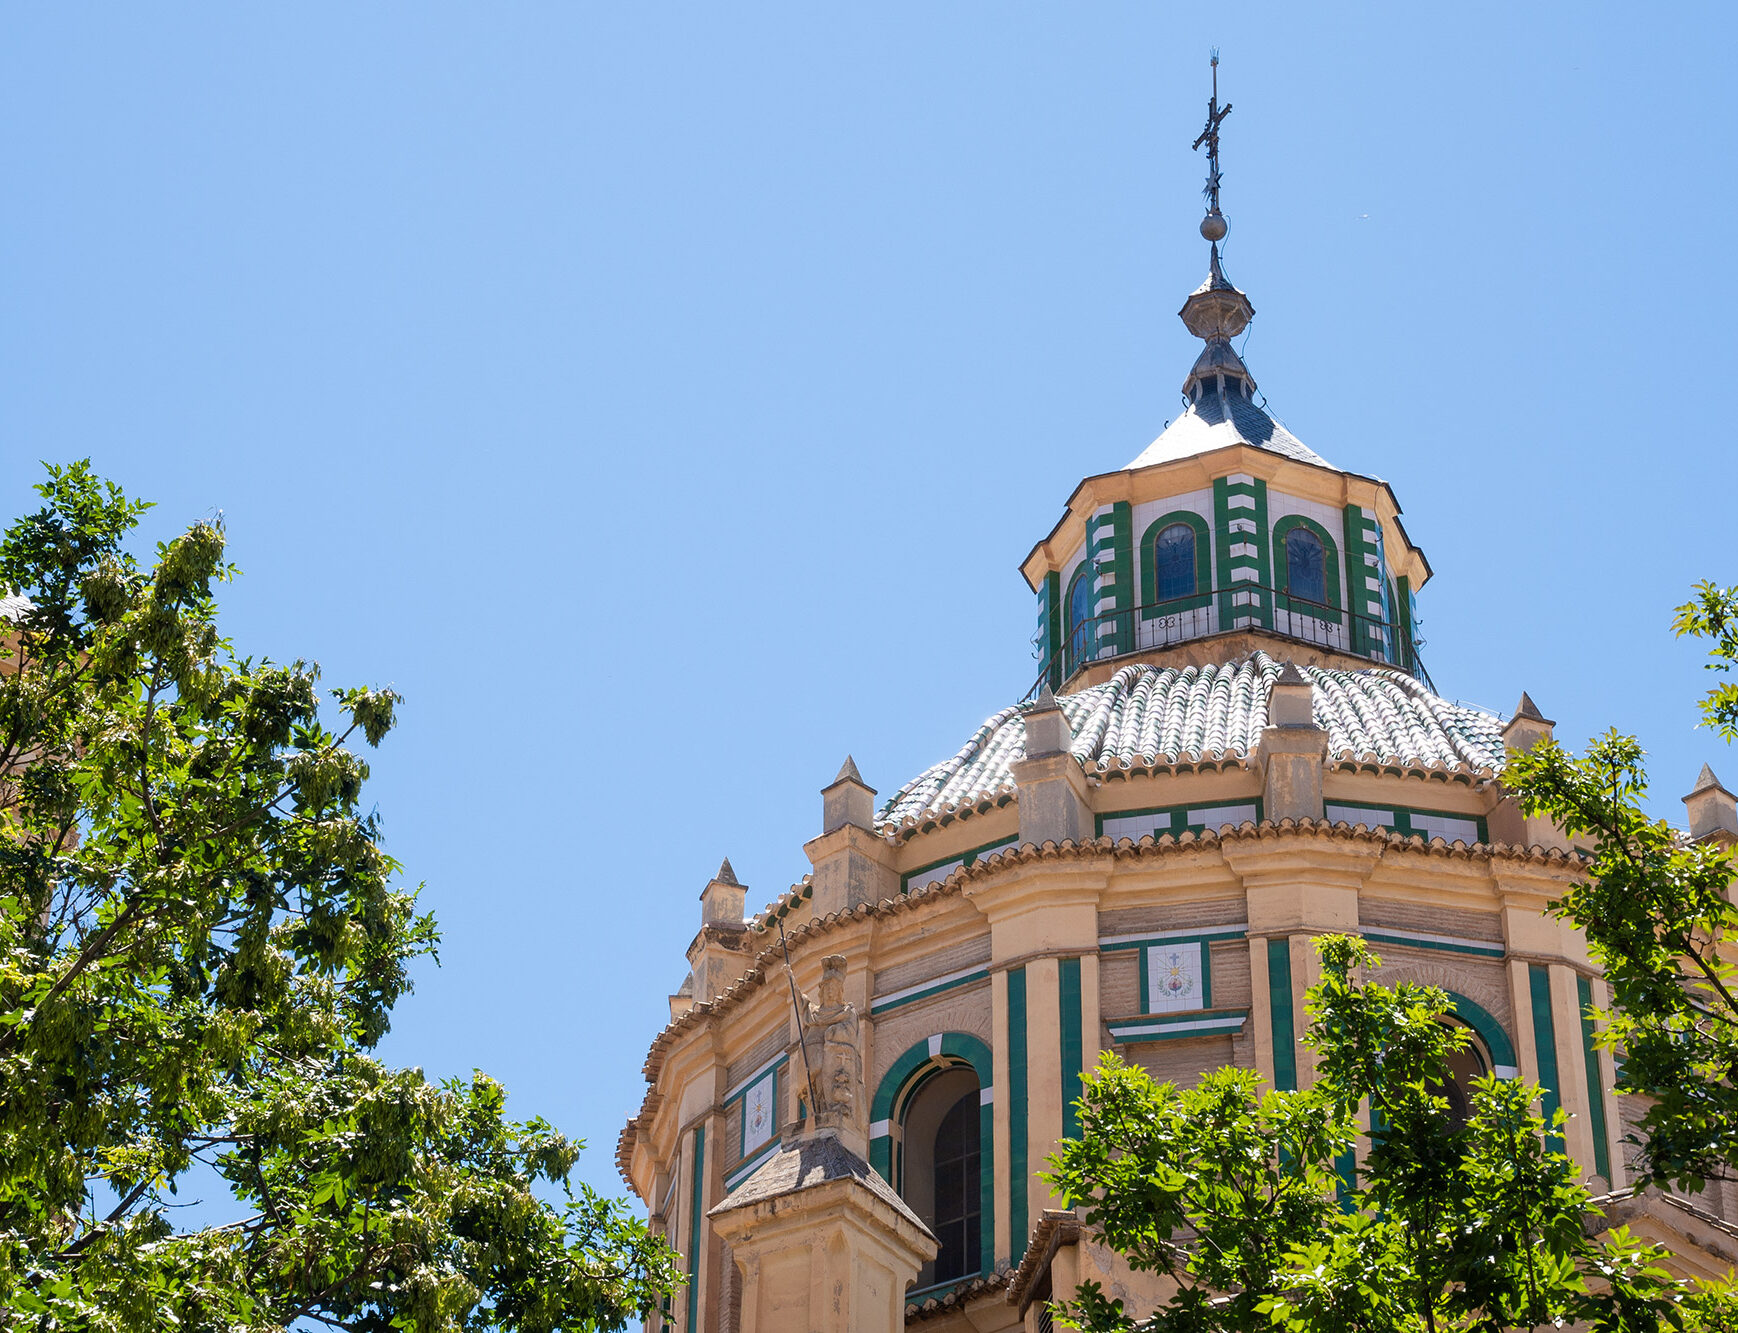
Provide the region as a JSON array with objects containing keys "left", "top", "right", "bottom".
[{"left": 878, "top": 652, "right": 1504, "bottom": 829}]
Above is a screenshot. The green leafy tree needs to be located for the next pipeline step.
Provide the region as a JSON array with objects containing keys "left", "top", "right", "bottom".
[
  {"left": 0, "top": 464, "right": 680, "bottom": 1330},
  {"left": 1502, "top": 581, "right": 1738, "bottom": 1196},
  {"left": 1044, "top": 936, "right": 1688, "bottom": 1332}
]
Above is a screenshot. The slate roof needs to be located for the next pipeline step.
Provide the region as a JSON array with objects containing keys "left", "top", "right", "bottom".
[
  {"left": 1126, "top": 386, "right": 1334, "bottom": 471},
  {"left": 878, "top": 652, "right": 1506, "bottom": 829}
]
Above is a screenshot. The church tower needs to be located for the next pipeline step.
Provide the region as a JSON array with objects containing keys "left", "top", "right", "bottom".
[{"left": 615, "top": 60, "right": 1723, "bottom": 1333}]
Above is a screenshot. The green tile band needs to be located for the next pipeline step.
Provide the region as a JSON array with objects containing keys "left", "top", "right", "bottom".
[
  {"left": 1577, "top": 974, "right": 1612, "bottom": 1181},
  {"left": 1213, "top": 475, "right": 1272, "bottom": 629},
  {"left": 1060, "top": 957, "right": 1084, "bottom": 1139},
  {"left": 685, "top": 1124, "right": 705, "bottom": 1333},
  {"left": 1528, "top": 964, "right": 1564, "bottom": 1156},
  {"left": 1007, "top": 966, "right": 1029, "bottom": 1258},
  {"left": 1267, "top": 938, "right": 1297, "bottom": 1091},
  {"left": 1037, "top": 569, "right": 1062, "bottom": 691}
]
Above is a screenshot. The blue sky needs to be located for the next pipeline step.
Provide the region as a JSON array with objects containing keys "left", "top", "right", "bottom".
[{"left": 3, "top": 5, "right": 1734, "bottom": 1206}]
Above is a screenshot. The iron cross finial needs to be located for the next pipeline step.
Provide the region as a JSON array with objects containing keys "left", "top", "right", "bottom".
[{"left": 1192, "top": 50, "right": 1232, "bottom": 220}]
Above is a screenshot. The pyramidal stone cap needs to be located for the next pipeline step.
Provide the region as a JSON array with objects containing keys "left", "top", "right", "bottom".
[
  {"left": 1501, "top": 692, "right": 1555, "bottom": 753},
  {"left": 1513, "top": 692, "right": 1554, "bottom": 725},
  {"left": 700, "top": 857, "right": 748, "bottom": 924},
  {"left": 1267, "top": 661, "right": 1316, "bottom": 729},
  {"left": 1684, "top": 763, "right": 1738, "bottom": 840},
  {"left": 1023, "top": 681, "right": 1073, "bottom": 758},
  {"left": 1686, "top": 763, "right": 1731, "bottom": 798},
  {"left": 823, "top": 755, "right": 877, "bottom": 833}
]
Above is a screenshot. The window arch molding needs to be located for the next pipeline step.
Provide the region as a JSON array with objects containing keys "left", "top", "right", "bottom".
[
  {"left": 868, "top": 1033, "right": 995, "bottom": 1281},
  {"left": 1139, "top": 510, "right": 1211, "bottom": 615},
  {"left": 1443, "top": 990, "right": 1517, "bottom": 1077},
  {"left": 1271, "top": 513, "right": 1343, "bottom": 623}
]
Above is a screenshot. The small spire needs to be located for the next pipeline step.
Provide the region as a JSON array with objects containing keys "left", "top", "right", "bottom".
[
  {"left": 1192, "top": 49, "right": 1232, "bottom": 240},
  {"left": 1502, "top": 691, "right": 1554, "bottom": 752},
  {"left": 1179, "top": 53, "right": 1255, "bottom": 401},
  {"left": 1033, "top": 681, "right": 1060, "bottom": 712},
  {"left": 1276, "top": 661, "right": 1310, "bottom": 686},
  {"left": 834, "top": 755, "right": 864, "bottom": 785},
  {"left": 715, "top": 857, "right": 740, "bottom": 885}
]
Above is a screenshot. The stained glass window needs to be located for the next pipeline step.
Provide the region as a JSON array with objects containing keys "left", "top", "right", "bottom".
[
  {"left": 1154, "top": 523, "right": 1196, "bottom": 603},
  {"left": 1285, "top": 527, "right": 1327, "bottom": 606}
]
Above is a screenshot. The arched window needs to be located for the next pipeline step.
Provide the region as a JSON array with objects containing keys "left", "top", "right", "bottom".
[
  {"left": 900, "top": 1067, "right": 982, "bottom": 1287},
  {"left": 1066, "top": 567, "right": 1094, "bottom": 673},
  {"left": 1154, "top": 524, "right": 1196, "bottom": 602},
  {"left": 1437, "top": 1021, "right": 1490, "bottom": 1129},
  {"left": 1139, "top": 511, "right": 1211, "bottom": 616},
  {"left": 868, "top": 1034, "right": 995, "bottom": 1291},
  {"left": 1271, "top": 515, "right": 1342, "bottom": 625},
  {"left": 1285, "top": 527, "right": 1327, "bottom": 606}
]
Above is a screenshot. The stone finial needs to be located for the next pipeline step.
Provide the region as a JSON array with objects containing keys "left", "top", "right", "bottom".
[
  {"left": 1025, "top": 683, "right": 1073, "bottom": 758},
  {"left": 1684, "top": 764, "right": 1738, "bottom": 841},
  {"left": 1268, "top": 661, "right": 1315, "bottom": 728},
  {"left": 1502, "top": 692, "right": 1555, "bottom": 753},
  {"left": 700, "top": 858, "right": 748, "bottom": 926},
  {"left": 821, "top": 756, "right": 876, "bottom": 834}
]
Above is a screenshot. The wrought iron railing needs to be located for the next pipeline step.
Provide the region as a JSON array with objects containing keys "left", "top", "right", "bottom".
[{"left": 1024, "top": 582, "right": 1435, "bottom": 700}]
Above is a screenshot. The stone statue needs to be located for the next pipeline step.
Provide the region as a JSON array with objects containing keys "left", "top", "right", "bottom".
[{"left": 802, "top": 954, "right": 862, "bottom": 1126}]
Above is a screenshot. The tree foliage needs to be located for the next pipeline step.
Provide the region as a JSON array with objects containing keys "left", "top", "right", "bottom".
[
  {"left": 1045, "top": 936, "right": 1695, "bottom": 1333},
  {"left": 1503, "top": 580, "right": 1738, "bottom": 1196},
  {"left": 0, "top": 464, "right": 679, "bottom": 1330}
]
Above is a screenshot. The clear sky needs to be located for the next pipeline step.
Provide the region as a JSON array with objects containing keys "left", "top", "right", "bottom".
[{"left": 3, "top": 5, "right": 1734, "bottom": 1206}]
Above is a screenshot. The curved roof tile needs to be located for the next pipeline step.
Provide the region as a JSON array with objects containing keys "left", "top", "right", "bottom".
[{"left": 878, "top": 652, "right": 1505, "bottom": 828}]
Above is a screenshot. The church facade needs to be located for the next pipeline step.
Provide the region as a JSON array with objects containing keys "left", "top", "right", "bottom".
[{"left": 616, "top": 82, "right": 1738, "bottom": 1332}]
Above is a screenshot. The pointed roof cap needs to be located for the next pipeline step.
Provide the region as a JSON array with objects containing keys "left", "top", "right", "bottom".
[
  {"left": 1686, "top": 763, "right": 1732, "bottom": 798},
  {"left": 832, "top": 755, "right": 865, "bottom": 786},
  {"left": 713, "top": 857, "right": 740, "bottom": 886},
  {"left": 1513, "top": 692, "right": 1551, "bottom": 723},
  {"left": 709, "top": 1129, "right": 930, "bottom": 1234},
  {"left": 1275, "top": 660, "right": 1310, "bottom": 686}
]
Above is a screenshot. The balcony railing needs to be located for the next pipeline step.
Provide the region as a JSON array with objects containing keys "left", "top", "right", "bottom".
[{"left": 1026, "top": 583, "right": 1434, "bottom": 700}]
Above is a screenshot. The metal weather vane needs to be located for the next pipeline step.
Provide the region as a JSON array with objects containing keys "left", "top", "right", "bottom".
[{"left": 1192, "top": 51, "right": 1232, "bottom": 236}]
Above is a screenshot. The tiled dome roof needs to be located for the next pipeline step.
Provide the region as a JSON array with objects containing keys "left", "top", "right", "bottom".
[{"left": 878, "top": 652, "right": 1505, "bottom": 829}]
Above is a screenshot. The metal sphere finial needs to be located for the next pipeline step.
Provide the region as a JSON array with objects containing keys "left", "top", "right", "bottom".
[{"left": 1200, "top": 212, "right": 1228, "bottom": 242}]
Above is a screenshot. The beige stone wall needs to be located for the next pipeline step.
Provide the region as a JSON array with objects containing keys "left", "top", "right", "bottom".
[{"left": 627, "top": 766, "right": 1665, "bottom": 1332}]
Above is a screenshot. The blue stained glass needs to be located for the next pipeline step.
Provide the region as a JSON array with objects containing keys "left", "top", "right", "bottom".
[
  {"left": 1286, "top": 528, "right": 1327, "bottom": 605},
  {"left": 1154, "top": 523, "right": 1196, "bottom": 602},
  {"left": 1067, "top": 569, "right": 1093, "bottom": 666}
]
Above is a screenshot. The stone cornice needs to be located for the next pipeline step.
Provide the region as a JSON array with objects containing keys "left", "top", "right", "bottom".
[{"left": 617, "top": 821, "right": 1589, "bottom": 1189}]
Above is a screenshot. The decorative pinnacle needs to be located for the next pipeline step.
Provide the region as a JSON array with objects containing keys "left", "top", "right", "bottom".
[
  {"left": 714, "top": 857, "right": 740, "bottom": 885},
  {"left": 1192, "top": 50, "right": 1232, "bottom": 242}
]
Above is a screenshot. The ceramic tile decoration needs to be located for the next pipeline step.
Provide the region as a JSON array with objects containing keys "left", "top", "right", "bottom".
[{"left": 1146, "top": 942, "right": 1205, "bottom": 1013}]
